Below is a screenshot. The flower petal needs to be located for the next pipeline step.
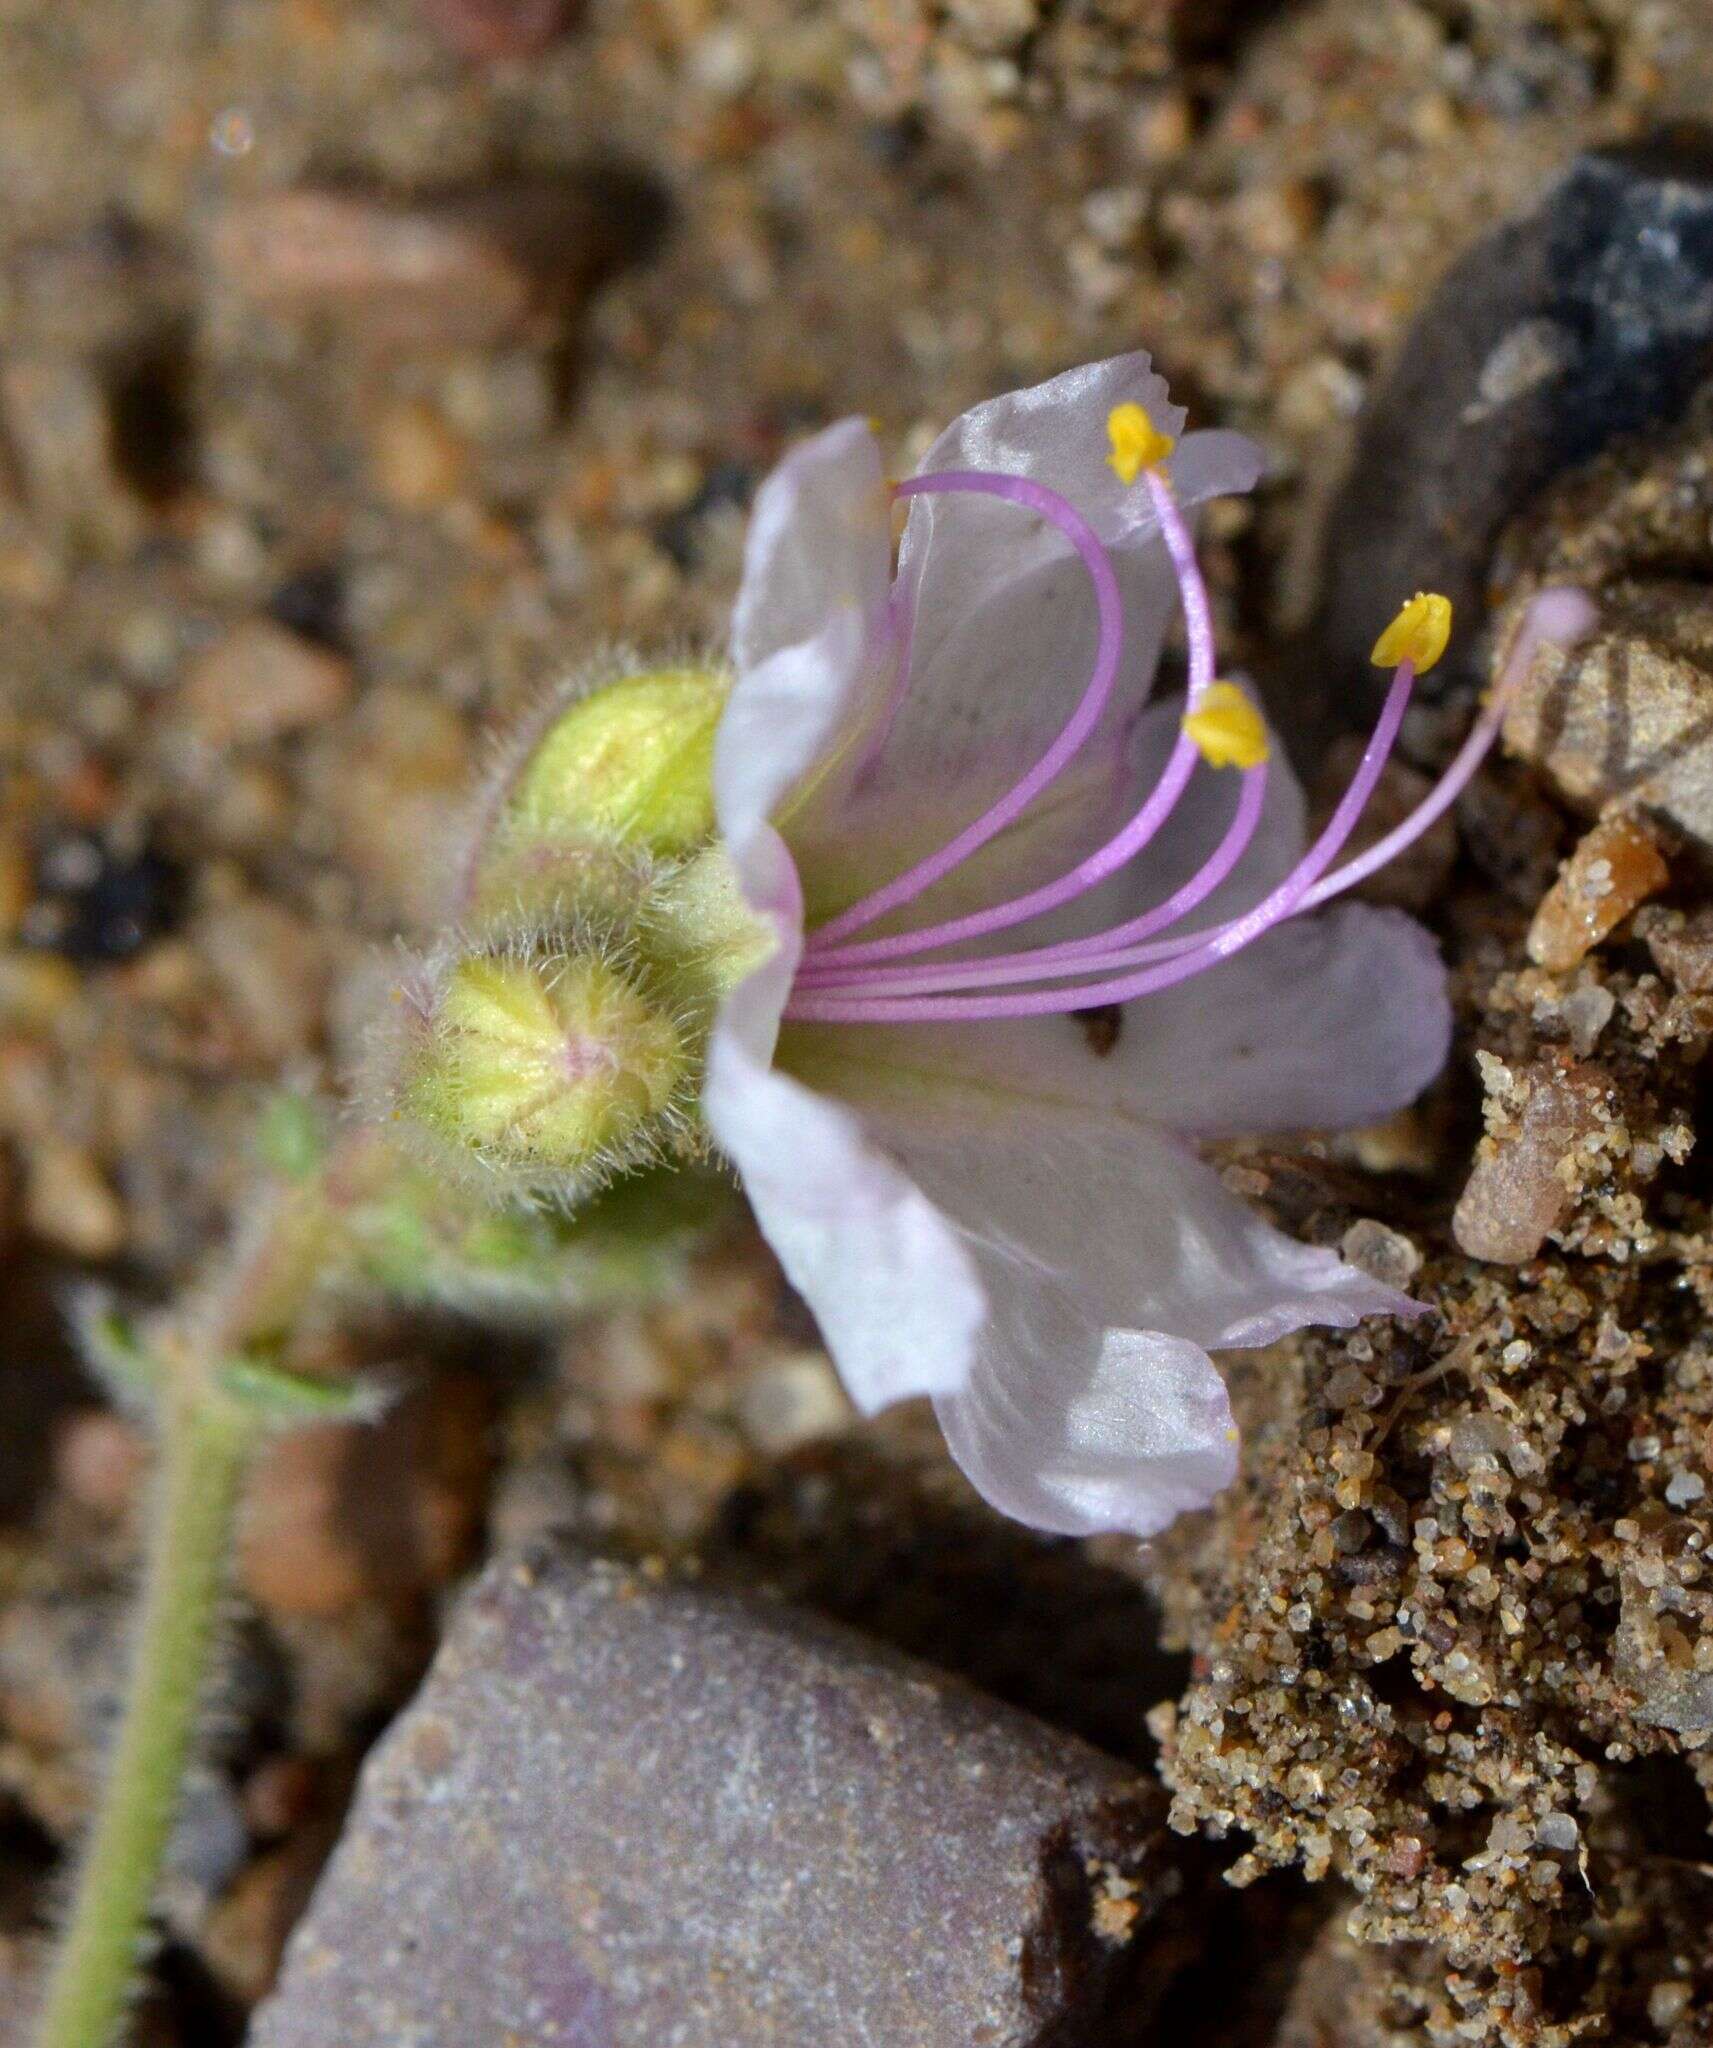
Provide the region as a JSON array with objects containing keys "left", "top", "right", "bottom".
[
  {"left": 787, "top": 716, "right": 1138, "bottom": 932},
  {"left": 703, "top": 838, "right": 984, "bottom": 1414},
  {"left": 867, "top": 1096, "right": 1415, "bottom": 1354},
  {"left": 1107, "top": 901, "right": 1452, "bottom": 1137},
  {"left": 769, "top": 1032, "right": 1418, "bottom": 1534},
  {"left": 717, "top": 418, "right": 895, "bottom": 854},
  {"left": 790, "top": 681, "right": 1306, "bottom": 946},
  {"left": 961, "top": 688, "right": 1309, "bottom": 952},
  {"left": 880, "top": 353, "right": 1264, "bottom": 802},
  {"left": 934, "top": 1326, "right": 1238, "bottom": 1540},
  {"left": 904, "top": 352, "right": 1262, "bottom": 597}
]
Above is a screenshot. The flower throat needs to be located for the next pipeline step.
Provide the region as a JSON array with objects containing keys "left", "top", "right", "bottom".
[{"left": 783, "top": 405, "right": 1596, "bottom": 1025}]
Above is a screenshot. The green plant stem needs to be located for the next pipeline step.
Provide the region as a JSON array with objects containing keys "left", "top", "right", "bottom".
[{"left": 33, "top": 1388, "right": 252, "bottom": 2048}]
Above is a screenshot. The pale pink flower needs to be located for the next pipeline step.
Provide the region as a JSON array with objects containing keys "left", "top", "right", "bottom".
[{"left": 702, "top": 351, "right": 1593, "bottom": 1538}]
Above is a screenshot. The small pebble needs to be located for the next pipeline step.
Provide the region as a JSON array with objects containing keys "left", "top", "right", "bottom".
[
  {"left": 736, "top": 1351, "right": 851, "bottom": 1453},
  {"left": 239, "top": 1376, "right": 489, "bottom": 1622},
  {"left": 202, "top": 1831, "right": 332, "bottom": 2008},
  {"left": 242, "top": 1756, "right": 322, "bottom": 1841},
  {"left": 210, "top": 184, "right": 617, "bottom": 350},
  {"left": 1534, "top": 1812, "right": 1578, "bottom": 1852},
  {"left": 23, "top": 830, "right": 182, "bottom": 963},
  {"left": 1649, "top": 1982, "right": 1694, "bottom": 2030},
  {"left": 1340, "top": 1218, "right": 1424, "bottom": 1290},
  {"left": 1640, "top": 904, "right": 1713, "bottom": 993},
  {"left": 55, "top": 1409, "right": 149, "bottom": 1518},
  {"left": 1453, "top": 1056, "right": 1609, "bottom": 1264},
  {"left": 266, "top": 566, "right": 345, "bottom": 650},
  {"left": 321, "top": 686, "right": 471, "bottom": 924},
  {"left": 195, "top": 898, "right": 328, "bottom": 1063},
  {"left": 0, "top": 835, "right": 31, "bottom": 942},
  {"left": 0, "top": 355, "right": 144, "bottom": 552},
  {"left": 420, "top": 0, "right": 577, "bottom": 60},
  {"left": 1325, "top": 1364, "right": 1373, "bottom": 1409},
  {"left": 1527, "top": 813, "right": 1669, "bottom": 972},
  {"left": 23, "top": 1143, "right": 126, "bottom": 1259},
  {"left": 1556, "top": 983, "right": 1616, "bottom": 1057},
  {"left": 369, "top": 402, "right": 469, "bottom": 512},
  {"left": 178, "top": 620, "right": 353, "bottom": 749}
]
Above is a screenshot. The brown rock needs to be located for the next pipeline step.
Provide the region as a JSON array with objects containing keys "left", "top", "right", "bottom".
[
  {"left": 208, "top": 184, "right": 622, "bottom": 349},
  {"left": 238, "top": 1375, "right": 489, "bottom": 1622},
  {"left": 249, "top": 1547, "right": 1188, "bottom": 2048},
  {"left": 241, "top": 1755, "right": 324, "bottom": 1842},
  {"left": 1639, "top": 903, "right": 1713, "bottom": 993},
  {"left": 1338, "top": 1219, "right": 1423, "bottom": 1292},
  {"left": 203, "top": 1830, "right": 336, "bottom": 2008},
  {"left": 1525, "top": 811, "right": 1669, "bottom": 972},
  {"left": 194, "top": 897, "right": 328, "bottom": 1063},
  {"left": 54, "top": 1410, "right": 148, "bottom": 1520},
  {"left": 178, "top": 619, "right": 352, "bottom": 749},
  {"left": 421, "top": 0, "right": 577, "bottom": 60},
  {"left": 1453, "top": 1056, "right": 1611, "bottom": 1265},
  {"left": 367, "top": 401, "right": 469, "bottom": 511},
  {"left": 0, "top": 835, "right": 31, "bottom": 944},
  {"left": 0, "top": 356, "right": 144, "bottom": 553},
  {"left": 22, "top": 1145, "right": 126, "bottom": 1260},
  {"left": 1503, "top": 579, "right": 1713, "bottom": 849}
]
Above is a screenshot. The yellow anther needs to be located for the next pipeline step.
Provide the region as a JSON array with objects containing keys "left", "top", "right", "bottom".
[
  {"left": 1106, "top": 402, "right": 1176, "bottom": 486},
  {"left": 1182, "top": 682, "right": 1269, "bottom": 771},
  {"left": 1371, "top": 591, "right": 1453, "bottom": 675}
]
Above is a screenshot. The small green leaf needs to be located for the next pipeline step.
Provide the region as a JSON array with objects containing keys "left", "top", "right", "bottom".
[
  {"left": 216, "top": 1355, "right": 389, "bottom": 1429},
  {"left": 72, "top": 1297, "right": 164, "bottom": 1411},
  {"left": 254, "top": 1092, "right": 328, "bottom": 1182}
]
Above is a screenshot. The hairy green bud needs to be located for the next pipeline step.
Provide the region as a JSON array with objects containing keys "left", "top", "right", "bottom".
[
  {"left": 465, "top": 665, "right": 729, "bottom": 929},
  {"left": 381, "top": 659, "right": 780, "bottom": 1207},
  {"left": 394, "top": 943, "right": 694, "bottom": 1200},
  {"left": 508, "top": 666, "right": 726, "bottom": 853},
  {"left": 647, "top": 843, "right": 777, "bottom": 1004}
]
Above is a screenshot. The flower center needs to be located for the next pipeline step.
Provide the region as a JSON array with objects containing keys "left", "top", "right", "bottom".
[{"left": 785, "top": 407, "right": 1597, "bottom": 1026}]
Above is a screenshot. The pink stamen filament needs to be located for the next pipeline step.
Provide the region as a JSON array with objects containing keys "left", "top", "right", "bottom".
[
  {"left": 785, "top": 581, "right": 1597, "bottom": 1024},
  {"left": 803, "top": 470, "right": 1127, "bottom": 950},
  {"left": 1296, "top": 586, "right": 1598, "bottom": 915},
  {"left": 805, "top": 467, "right": 1217, "bottom": 971},
  {"left": 786, "top": 658, "right": 1415, "bottom": 1021},
  {"left": 778, "top": 404, "right": 1595, "bottom": 1026},
  {"left": 796, "top": 757, "right": 1270, "bottom": 995}
]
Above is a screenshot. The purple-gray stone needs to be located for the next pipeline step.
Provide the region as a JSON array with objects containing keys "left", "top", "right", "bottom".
[
  {"left": 1309, "top": 131, "right": 1713, "bottom": 712},
  {"left": 249, "top": 1545, "right": 1184, "bottom": 2047}
]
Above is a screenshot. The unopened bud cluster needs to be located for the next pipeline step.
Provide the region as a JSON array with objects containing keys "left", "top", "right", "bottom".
[{"left": 379, "top": 663, "right": 763, "bottom": 1206}]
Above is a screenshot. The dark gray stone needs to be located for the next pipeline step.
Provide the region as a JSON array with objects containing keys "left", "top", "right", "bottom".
[
  {"left": 249, "top": 1546, "right": 1184, "bottom": 2048},
  {"left": 1310, "top": 129, "right": 1713, "bottom": 712}
]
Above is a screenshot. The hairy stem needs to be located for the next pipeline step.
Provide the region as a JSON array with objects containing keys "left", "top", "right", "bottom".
[{"left": 32, "top": 1387, "right": 252, "bottom": 2048}]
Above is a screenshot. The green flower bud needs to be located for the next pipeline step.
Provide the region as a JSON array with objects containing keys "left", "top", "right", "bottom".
[
  {"left": 465, "top": 832, "right": 657, "bottom": 941},
  {"left": 395, "top": 943, "right": 693, "bottom": 1200},
  {"left": 507, "top": 661, "right": 726, "bottom": 838},
  {"left": 646, "top": 842, "right": 777, "bottom": 1005},
  {"left": 465, "top": 664, "right": 729, "bottom": 928}
]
